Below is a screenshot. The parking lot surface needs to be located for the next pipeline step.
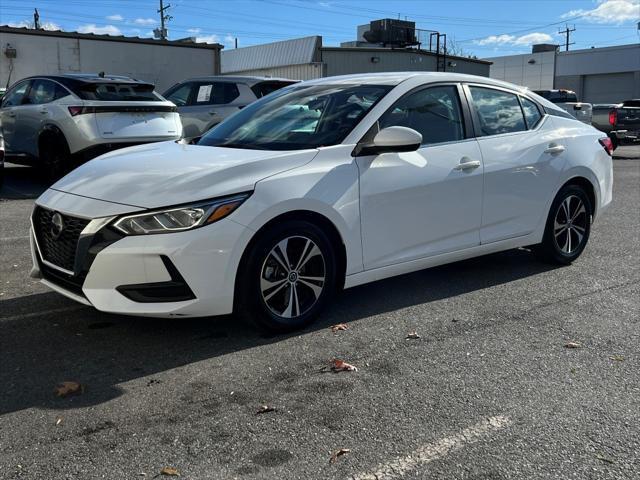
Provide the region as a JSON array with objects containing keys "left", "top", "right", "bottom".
[{"left": 1, "top": 149, "right": 639, "bottom": 479}]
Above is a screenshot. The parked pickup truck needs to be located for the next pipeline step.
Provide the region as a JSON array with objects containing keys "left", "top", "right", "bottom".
[
  {"left": 592, "top": 100, "right": 640, "bottom": 148},
  {"left": 533, "top": 89, "right": 593, "bottom": 125}
]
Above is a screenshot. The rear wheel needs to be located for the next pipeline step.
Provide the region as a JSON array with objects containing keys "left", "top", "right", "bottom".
[
  {"left": 236, "top": 220, "right": 338, "bottom": 332},
  {"left": 39, "top": 131, "right": 72, "bottom": 182},
  {"left": 534, "top": 184, "right": 592, "bottom": 265}
]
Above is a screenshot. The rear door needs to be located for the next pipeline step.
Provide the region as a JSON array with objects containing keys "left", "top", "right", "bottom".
[
  {"left": 0, "top": 80, "right": 31, "bottom": 155},
  {"left": 466, "top": 85, "right": 565, "bottom": 243}
]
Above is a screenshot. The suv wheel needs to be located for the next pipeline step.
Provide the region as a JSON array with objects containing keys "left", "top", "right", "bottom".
[
  {"left": 534, "top": 184, "right": 592, "bottom": 265},
  {"left": 236, "top": 220, "right": 338, "bottom": 332},
  {"left": 39, "top": 131, "right": 71, "bottom": 181}
]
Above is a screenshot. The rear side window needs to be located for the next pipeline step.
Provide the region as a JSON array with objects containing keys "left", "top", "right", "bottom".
[
  {"left": 1, "top": 80, "right": 30, "bottom": 107},
  {"left": 534, "top": 90, "right": 578, "bottom": 103},
  {"left": 520, "top": 97, "right": 542, "bottom": 129},
  {"left": 379, "top": 85, "right": 464, "bottom": 145},
  {"left": 75, "top": 83, "right": 161, "bottom": 101},
  {"left": 251, "top": 81, "right": 295, "bottom": 99},
  {"left": 469, "top": 87, "right": 526, "bottom": 136},
  {"left": 27, "top": 80, "right": 69, "bottom": 105}
]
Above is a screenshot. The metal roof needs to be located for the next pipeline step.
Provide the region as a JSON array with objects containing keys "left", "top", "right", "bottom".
[
  {"left": 0, "top": 25, "right": 223, "bottom": 50},
  {"left": 221, "top": 36, "right": 321, "bottom": 72}
]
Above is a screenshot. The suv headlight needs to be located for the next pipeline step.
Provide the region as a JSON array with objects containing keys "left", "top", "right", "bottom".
[{"left": 113, "top": 193, "right": 250, "bottom": 235}]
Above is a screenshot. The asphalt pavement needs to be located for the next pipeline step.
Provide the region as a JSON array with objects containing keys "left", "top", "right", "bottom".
[{"left": 0, "top": 149, "right": 638, "bottom": 479}]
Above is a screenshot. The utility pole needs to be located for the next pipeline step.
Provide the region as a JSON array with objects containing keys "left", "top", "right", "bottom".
[
  {"left": 33, "top": 8, "right": 40, "bottom": 29},
  {"left": 156, "top": 0, "right": 172, "bottom": 40},
  {"left": 558, "top": 24, "right": 575, "bottom": 52}
]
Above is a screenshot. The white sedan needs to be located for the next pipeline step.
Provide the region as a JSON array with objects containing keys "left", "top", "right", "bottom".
[{"left": 29, "top": 73, "right": 613, "bottom": 331}]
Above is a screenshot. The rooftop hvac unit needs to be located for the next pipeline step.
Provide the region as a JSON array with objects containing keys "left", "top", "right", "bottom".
[{"left": 362, "top": 19, "right": 419, "bottom": 48}]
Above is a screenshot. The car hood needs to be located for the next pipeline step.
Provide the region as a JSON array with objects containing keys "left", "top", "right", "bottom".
[{"left": 52, "top": 141, "right": 318, "bottom": 209}]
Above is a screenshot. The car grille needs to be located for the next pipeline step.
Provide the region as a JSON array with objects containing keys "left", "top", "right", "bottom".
[{"left": 33, "top": 207, "right": 90, "bottom": 272}]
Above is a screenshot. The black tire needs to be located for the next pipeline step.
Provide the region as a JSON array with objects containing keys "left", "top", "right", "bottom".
[
  {"left": 534, "top": 184, "right": 592, "bottom": 265},
  {"left": 39, "top": 130, "right": 72, "bottom": 182},
  {"left": 235, "top": 220, "right": 338, "bottom": 333}
]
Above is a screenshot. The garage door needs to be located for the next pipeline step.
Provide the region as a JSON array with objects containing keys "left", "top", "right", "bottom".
[{"left": 583, "top": 72, "right": 635, "bottom": 104}]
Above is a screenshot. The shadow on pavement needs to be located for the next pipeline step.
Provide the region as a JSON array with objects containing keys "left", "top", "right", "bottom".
[
  {"left": 0, "top": 163, "right": 50, "bottom": 200},
  {"left": 0, "top": 247, "right": 558, "bottom": 416}
]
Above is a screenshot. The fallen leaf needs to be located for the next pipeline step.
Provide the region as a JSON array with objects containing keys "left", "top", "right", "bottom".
[
  {"left": 54, "top": 381, "right": 84, "bottom": 398},
  {"left": 330, "top": 448, "right": 351, "bottom": 463},
  {"left": 256, "top": 405, "right": 276, "bottom": 415},
  {"left": 330, "top": 323, "right": 348, "bottom": 333},
  {"left": 406, "top": 331, "right": 421, "bottom": 340},
  {"left": 610, "top": 355, "right": 624, "bottom": 362},
  {"left": 160, "top": 466, "right": 180, "bottom": 476},
  {"left": 331, "top": 359, "right": 358, "bottom": 372},
  {"left": 564, "top": 342, "right": 582, "bottom": 349},
  {"left": 55, "top": 417, "right": 63, "bottom": 426},
  {"left": 595, "top": 453, "right": 614, "bottom": 464}
]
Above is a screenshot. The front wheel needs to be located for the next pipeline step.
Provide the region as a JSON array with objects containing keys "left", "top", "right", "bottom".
[
  {"left": 534, "top": 184, "right": 592, "bottom": 265},
  {"left": 236, "top": 220, "right": 338, "bottom": 332}
]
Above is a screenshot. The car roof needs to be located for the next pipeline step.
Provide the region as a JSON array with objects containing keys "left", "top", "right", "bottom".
[
  {"left": 22, "top": 74, "right": 153, "bottom": 87},
  {"left": 177, "top": 75, "right": 298, "bottom": 85}
]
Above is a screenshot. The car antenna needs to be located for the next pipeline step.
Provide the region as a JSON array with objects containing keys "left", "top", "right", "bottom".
[{"left": 98, "top": 71, "right": 105, "bottom": 78}]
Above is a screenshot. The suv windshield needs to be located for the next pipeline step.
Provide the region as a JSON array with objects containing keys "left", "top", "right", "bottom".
[
  {"left": 198, "top": 84, "right": 391, "bottom": 150},
  {"left": 74, "top": 83, "right": 162, "bottom": 101},
  {"left": 534, "top": 90, "right": 578, "bottom": 104}
]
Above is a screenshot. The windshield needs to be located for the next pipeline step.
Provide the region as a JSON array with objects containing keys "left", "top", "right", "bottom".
[
  {"left": 198, "top": 83, "right": 392, "bottom": 150},
  {"left": 74, "top": 83, "right": 162, "bottom": 101}
]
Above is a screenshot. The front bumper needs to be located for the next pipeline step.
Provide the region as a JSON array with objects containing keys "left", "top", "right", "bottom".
[{"left": 31, "top": 191, "right": 251, "bottom": 317}]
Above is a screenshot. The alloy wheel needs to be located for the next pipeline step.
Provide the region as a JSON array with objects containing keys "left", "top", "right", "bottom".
[
  {"left": 260, "top": 235, "right": 326, "bottom": 319},
  {"left": 553, "top": 195, "right": 588, "bottom": 255}
]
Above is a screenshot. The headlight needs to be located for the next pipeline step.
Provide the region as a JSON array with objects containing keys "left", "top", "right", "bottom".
[{"left": 113, "top": 193, "right": 250, "bottom": 235}]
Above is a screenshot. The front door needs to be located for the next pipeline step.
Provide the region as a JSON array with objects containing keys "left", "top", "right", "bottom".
[
  {"left": 357, "top": 84, "right": 484, "bottom": 270},
  {"left": 0, "top": 80, "right": 31, "bottom": 155}
]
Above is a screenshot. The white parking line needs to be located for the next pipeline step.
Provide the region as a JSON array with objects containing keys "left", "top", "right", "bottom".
[
  {"left": 0, "top": 235, "right": 30, "bottom": 242},
  {"left": 351, "top": 415, "right": 511, "bottom": 480},
  {"left": 0, "top": 305, "right": 87, "bottom": 322}
]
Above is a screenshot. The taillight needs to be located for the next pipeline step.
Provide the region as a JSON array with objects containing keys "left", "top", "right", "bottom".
[
  {"left": 598, "top": 137, "right": 613, "bottom": 156},
  {"left": 609, "top": 109, "right": 617, "bottom": 126},
  {"left": 68, "top": 106, "right": 84, "bottom": 116}
]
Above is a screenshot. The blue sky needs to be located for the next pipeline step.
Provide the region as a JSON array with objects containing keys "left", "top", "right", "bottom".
[{"left": 1, "top": 0, "right": 638, "bottom": 57}]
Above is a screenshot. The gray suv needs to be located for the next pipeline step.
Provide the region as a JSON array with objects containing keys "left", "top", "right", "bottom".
[{"left": 163, "top": 76, "right": 296, "bottom": 141}]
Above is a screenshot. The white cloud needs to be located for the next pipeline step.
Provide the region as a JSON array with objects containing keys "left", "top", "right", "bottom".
[
  {"left": 561, "top": 0, "right": 639, "bottom": 24},
  {"left": 475, "top": 32, "right": 553, "bottom": 46},
  {"left": 188, "top": 28, "right": 201, "bottom": 34},
  {"left": 224, "top": 34, "right": 235, "bottom": 44},
  {"left": 106, "top": 14, "right": 124, "bottom": 21},
  {"left": 8, "top": 19, "right": 60, "bottom": 31},
  {"left": 196, "top": 34, "right": 221, "bottom": 44},
  {"left": 134, "top": 18, "right": 157, "bottom": 26},
  {"left": 77, "top": 24, "right": 122, "bottom": 36}
]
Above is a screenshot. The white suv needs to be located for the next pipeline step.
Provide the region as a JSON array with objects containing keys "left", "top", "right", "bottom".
[{"left": 0, "top": 74, "right": 182, "bottom": 179}]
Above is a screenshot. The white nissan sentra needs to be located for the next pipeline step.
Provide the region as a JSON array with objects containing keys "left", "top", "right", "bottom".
[{"left": 30, "top": 73, "right": 613, "bottom": 331}]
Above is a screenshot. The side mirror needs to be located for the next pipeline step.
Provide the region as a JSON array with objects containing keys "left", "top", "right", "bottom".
[{"left": 354, "top": 126, "right": 422, "bottom": 156}]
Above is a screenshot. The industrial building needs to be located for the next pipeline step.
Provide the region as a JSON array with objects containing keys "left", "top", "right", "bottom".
[
  {"left": 221, "top": 20, "right": 491, "bottom": 79},
  {"left": 484, "top": 43, "right": 640, "bottom": 103},
  {"left": 0, "top": 26, "right": 223, "bottom": 91}
]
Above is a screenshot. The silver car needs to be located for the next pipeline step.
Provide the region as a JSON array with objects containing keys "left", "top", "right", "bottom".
[
  {"left": 163, "top": 76, "right": 296, "bottom": 141},
  {"left": 0, "top": 74, "right": 182, "bottom": 179}
]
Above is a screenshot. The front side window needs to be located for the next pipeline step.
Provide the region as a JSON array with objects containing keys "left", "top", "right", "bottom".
[
  {"left": 469, "top": 86, "right": 526, "bottom": 136},
  {"left": 2, "top": 81, "right": 30, "bottom": 107},
  {"left": 520, "top": 97, "right": 542, "bottom": 129},
  {"left": 378, "top": 85, "right": 464, "bottom": 145},
  {"left": 199, "top": 84, "right": 391, "bottom": 151}
]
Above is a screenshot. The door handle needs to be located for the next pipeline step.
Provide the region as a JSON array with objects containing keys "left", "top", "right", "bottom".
[
  {"left": 39, "top": 109, "right": 48, "bottom": 114},
  {"left": 208, "top": 110, "right": 217, "bottom": 116},
  {"left": 454, "top": 159, "right": 481, "bottom": 171},
  {"left": 544, "top": 143, "right": 565, "bottom": 154},
  {"left": 7, "top": 111, "right": 16, "bottom": 117}
]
